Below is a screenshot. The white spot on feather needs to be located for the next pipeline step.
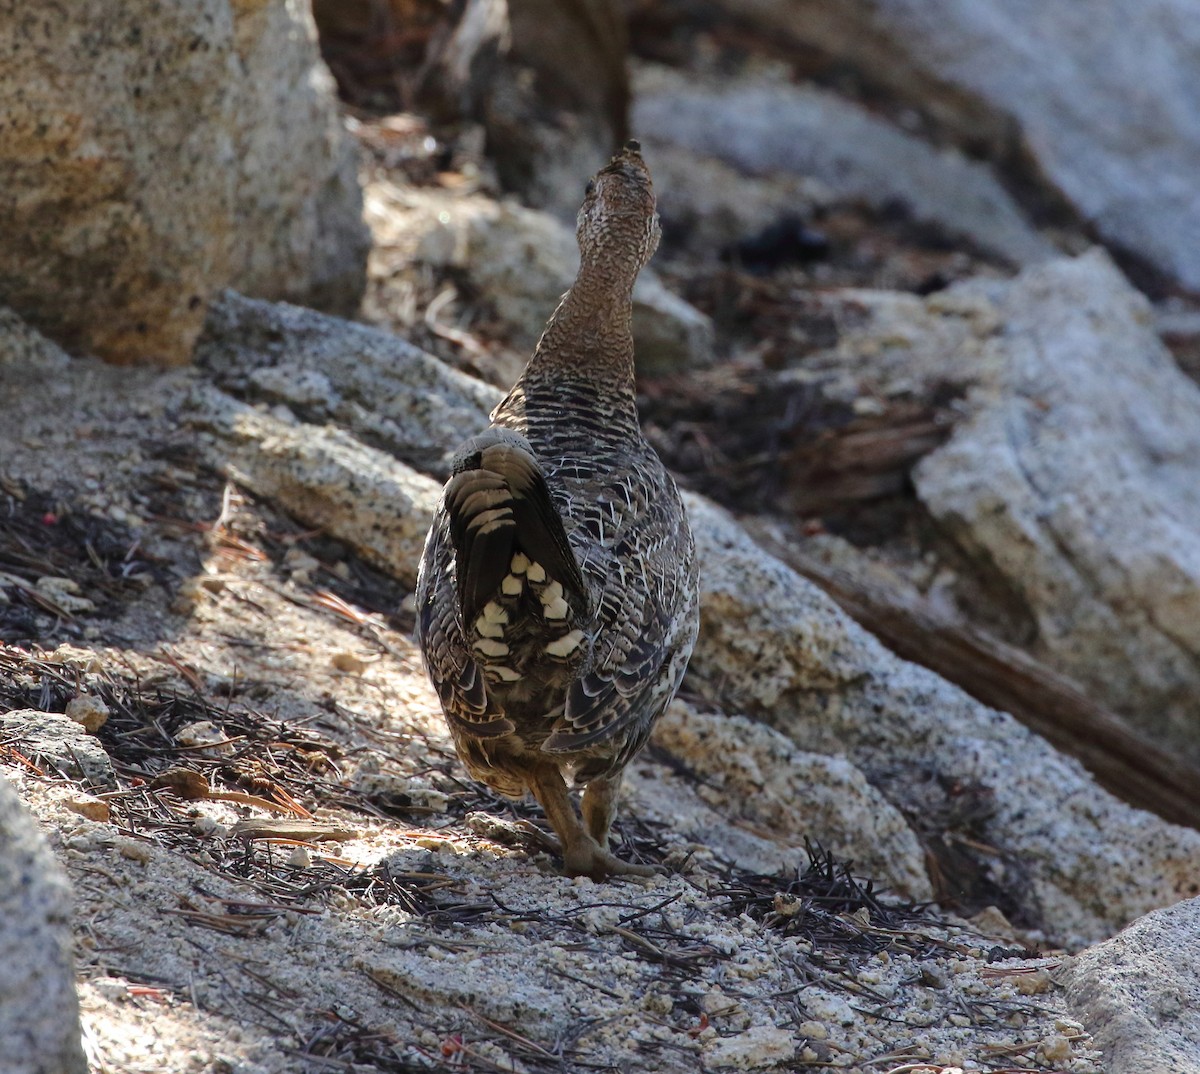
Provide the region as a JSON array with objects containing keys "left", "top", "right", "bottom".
[
  {"left": 487, "top": 665, "right": 521, "bottom": 681},
  {"left": 543, "top": 596, "right": 569, "bottom": 620},
  {"left": 475, "top": 618, "right": 504, "bottom": 639},
  {"left": 501, "top": 574, "right": 523, "bottom": 596},
  {"left": 480, "top": 601, "right": 508, "bottom": 624},
  {"left": 510, "top": 553, "right": 530, "bottom": 575},
  {"left": 473, "top": 638, "right": 509, "bottom": 657},
  {"left": 544, "top": 630, "right": 584, "bottom": 658},
  {"left": 526, "top": 561, "right": 547, "bottom": 582}
]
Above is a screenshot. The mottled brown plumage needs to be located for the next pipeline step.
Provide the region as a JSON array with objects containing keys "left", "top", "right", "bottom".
[{"left": 415, "top": 143, "right": 699, "bottom": 879}]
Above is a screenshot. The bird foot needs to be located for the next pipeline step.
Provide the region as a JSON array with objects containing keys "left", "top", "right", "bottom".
[{"left": 561, "top": 837, "right": 662, "bottom": 881}]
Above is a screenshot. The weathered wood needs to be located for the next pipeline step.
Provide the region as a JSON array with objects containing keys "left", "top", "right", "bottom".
[
  {"left": 784, "top": 411, "right": 950, "bottom": 513},
  {"left": 751, "top": 525, "right": 1200, "bottom": 829}
]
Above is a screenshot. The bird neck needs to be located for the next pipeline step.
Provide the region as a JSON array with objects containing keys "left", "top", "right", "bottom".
[{"left": 512, "top": 257, "right": 641, "bottom": 413}]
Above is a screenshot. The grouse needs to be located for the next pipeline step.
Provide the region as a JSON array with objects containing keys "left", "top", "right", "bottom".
[{"left": 415, "top": 142, "right": 699, "bottom": 880}]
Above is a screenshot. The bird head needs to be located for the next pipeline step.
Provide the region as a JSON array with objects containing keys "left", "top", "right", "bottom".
[{"left": 576, "top": 140, "right": 661, "bottom": 275}]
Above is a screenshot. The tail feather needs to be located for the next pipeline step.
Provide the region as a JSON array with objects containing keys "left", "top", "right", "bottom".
[{"left": 444, "top": 428, "right": 586, "bottom": 627}]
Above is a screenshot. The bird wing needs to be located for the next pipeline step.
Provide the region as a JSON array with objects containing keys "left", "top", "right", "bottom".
[
  {"left": 542, "top": 482, "right": 696, "bottom": 754},
  {"left": 417, "top": 427, "right": 591, "bottom": 737},
  {"left": 445, "top": 428, "right": 587, "bottom": 627},
  {"left": 416, "top": 512, "right": 515, "bottom": 737}
]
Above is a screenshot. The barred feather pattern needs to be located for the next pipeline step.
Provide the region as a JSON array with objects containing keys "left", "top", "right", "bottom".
[{"left": 415, "top": 144, "right": 699, "bottom": 804}]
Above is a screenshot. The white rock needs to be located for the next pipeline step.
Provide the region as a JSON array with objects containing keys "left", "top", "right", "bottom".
[
  {"left": 633, "top": 63, "right": 1053, "bottom": 268},
  {"left": 221, "top": 0, "right": 367, "bottom": 315},
  {"left": 703, "top": 1024, "right": 796, "bottom": 1070},
  {"left": 187, "top": 384, "right": 441, "bottom": 588},
  {"left": 0, "top": 0, "right": 365, "bottom": 366},
  {"left": 914, "top": 250, "right": 1200, "bottom": 760},
  {"left": 705, "top": 0, "right": 1200, "bottom": 290},
  {"left": 196, "top": 292, "right": 498, "bottom": 477},
  {"left": 65, "top": 695, "right": 109, "bottom": 734},
  {"left": 1063, "top": 895, "right": 1200, "bottom": 1074},
  {"left": 685, "top": 492, "right": 1200, "bottom": 945},
  {"left": 653, "top": 702, "right": 932, "bottom": 899},
  {"left": 0, "top": 775, "right": 86, "bottom": 1074},
  {"left": 0, "top": 711, "right": 115, "bottom": 791}
]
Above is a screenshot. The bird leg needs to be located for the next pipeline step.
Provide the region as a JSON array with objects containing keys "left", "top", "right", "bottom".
[
  {"left": 580, "top": 773, "right": 621, "bottom": 849},
  {"left": 527, "top": 765, "right": 656, "bottom": 880}
]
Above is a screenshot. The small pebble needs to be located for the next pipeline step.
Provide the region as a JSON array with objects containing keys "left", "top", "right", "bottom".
[
  {"left": 920, "top": 964, "right": 949, "bottom": 989},
  {"left": 36, "top": 576, "right": 96, "bottom": 613},
  {"left": 92, "top": 977, "right": 131, "bottom": 1002},
  {"left": 332, "top": 651, "right": 367, "bottom": 674},
  {"left": 175, "top": 720, "right": 232, "bottom": 754},
  {"left": 116, "top": 838, "right": 152, "bottom": 863},
  {"left": 1016, "top": 969, "right": 1053, "bottom": 995},
  {"left": 642, "top": 991, "right": 673, "bottom": 1015},
  {"left": 1039, "top": 1034, "right": 1073, "bottom": 1063},
  {"left": 65, "top": 694, "right": 109, "bottom": 733}
]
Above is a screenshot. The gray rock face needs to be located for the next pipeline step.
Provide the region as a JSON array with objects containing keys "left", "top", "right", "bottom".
[
  {"left": 0, "top": 711, "right": 116, "bottom": 791},
  {"left": 1063, "top": 896, "right": 1200, "bottom": 1074},
  {"left": 196, "top": 291, "right": 498, "bottom": 476},
  {"left": 685, "top": 494, "right": 1200, "bottom": 945},
  {"left": 709, "top": 0, "right": 1200, "bottom": 291},
  {"left": 914, "top": 251, "right": 1200, "bottom": 762},
  {"left": 633, "top": 64, "right": 1054, "bottom": 268},
  {"left": 224, "top": 0, "right": 368, "bottom": 316},
  {"left": 0, "top": 775, "right": 86, "bottom": 1074},
  {"left": 185, "top": 290, "right": 1200, "bottom": 945},
  {"left": 188, "top": 384, "right": 442, "bottom": 588},
  {"left": 0, "top": 0, "right": 365, "bottom": 367},
  {"left": 652, "top": 703, "right": 933, "bottom": 899}
]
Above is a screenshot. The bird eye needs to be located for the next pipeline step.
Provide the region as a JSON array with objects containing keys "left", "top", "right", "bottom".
[{"left": 585, "top": 180, "right": 595, "bottom": 197}]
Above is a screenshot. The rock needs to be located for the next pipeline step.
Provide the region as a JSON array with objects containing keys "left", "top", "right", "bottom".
[
  {"left": 363, "top": 180, "right": 715, "bottom": 373},
  {"left": 703, "top": 1023, "right": 796, "bottom": 1070},
  {"left": 195, "top": 291, "right": 498, "bottom": 476},
  {"left": 683, "top": 493, "right": 1200, "bottom": 945},
  {"left": 631, "top": 272, "right": 715, "bottom": 376},
  {"left": 223, "top": 0, "right": 368, "bottom": 316},
  {"left": 0, "top": 307, "right": 73, "bottom": 371},
  {"left": 65, "top": 695, "right": 109, "bottom": 734},
  {"left": 706, "top": 0, "right": 1200, "bottom": 292},
  {"left": 0, "top": 0, "right": 365, "bottom": 367},
  {"left": 0, "top": 775, "right": 87, "bottom": 1074},
  {"left": 416, "top": 0, "right": 629, "bottom": 216},
  {"left": 187, "top": 387, "right": 439, "bottom": 590},
  {"left": 913, "top": 250, "right": 1200, "bottom": 762},
  {"left": 632, "top": 63, "right": 1054, "bottom": 268},
  {"left": 0, "top": 711, "right": 116, "bottom": 791},
  {"left": 187, "top": 287, "right": 1200, "bottom": 943},
  {"left": 1063, "top": 896, "right": 1200, "bottom": 1074},
  {"left": 1156, "top": 302, "right": 1200, "bottom": 382},
  {"left": 652, "top": 702, "right": 933, "bottom": 900},
  {"left": 634, "top": 142, "right": 829, "bottom": 255},
  {"left": 34, "top": 577, "right": 95, "bottom": 615},
  {"left": 174, "top": 721, "right": 232, "bottom": 755}
]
